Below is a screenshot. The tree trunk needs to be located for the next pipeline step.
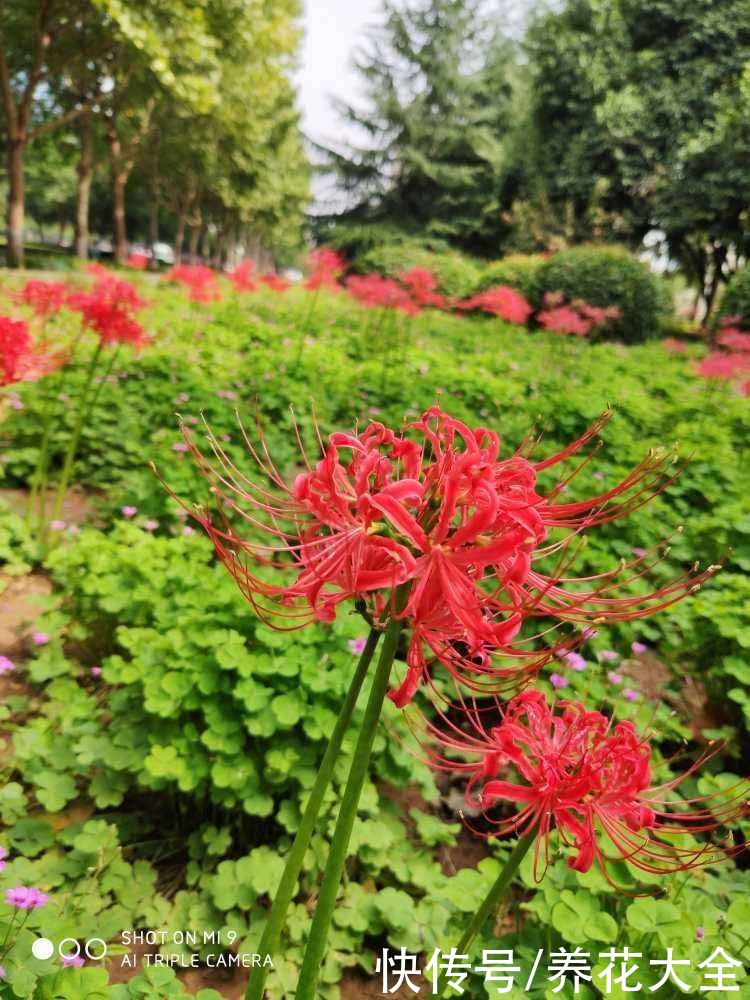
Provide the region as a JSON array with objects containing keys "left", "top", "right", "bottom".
[
  {"left": 148, "top": 191, "right": 159, "bottom": 270},
  {"left": 112, "top": 170, "right": 127, "bottom": 265},
  {"left": 74, "top": 112, "right": 93, "bottom": 260},
  {"left": 107, "top": 121, "right": 128, "bottom": 266},
  {"left": 188, "top": 225, "right": 201, "bottom": 262},
  {"left": 174, "top": 210, "right": 186, "bottom": 265},
  {"left": 6, "top": 136, "right": 26, "bottom": 268}
]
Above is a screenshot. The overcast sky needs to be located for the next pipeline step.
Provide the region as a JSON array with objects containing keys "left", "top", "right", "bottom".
[{"left": 296, "top": 0, "right": 382, "bottom": 148}]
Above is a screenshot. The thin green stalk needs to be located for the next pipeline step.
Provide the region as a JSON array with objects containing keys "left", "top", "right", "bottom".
[
  {"left": 45, "top": 341, "right": 103, "bottom": 541},
  {"left": 454, "top": 833, "right": 535, "bottom": 954},
  {"left": 27, "top": 329, "right": 85, "bottom": 533},
  {"left": 295, "top": 289, "right": 319, "bottom": 368},
  {"left": 245, "top": 627, "right": 382, "bottom": 1000},
  {"left": 85, "top": 343, "right": 121, "bottom": 419},
  {"left": 296, "top": 610, "right": 405, "bottom": 1000}
]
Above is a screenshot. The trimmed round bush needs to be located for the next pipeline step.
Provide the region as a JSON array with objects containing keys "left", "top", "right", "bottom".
[
  {"left": 475, "top": 254, "right": 545, "bottom": 300},
  {"left": 717, "top": 267, "right": 750, "bottom": 325},
  {"left": 354, "top": 241, "right": 481, "bottom": 299},
  {"left": 534, "top": 245, "right": 666, "bottom": 343}
]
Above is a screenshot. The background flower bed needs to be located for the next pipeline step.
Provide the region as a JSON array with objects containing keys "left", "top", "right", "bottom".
[{"left": 0, "top": 272, "right": 748, "bottom": 998}]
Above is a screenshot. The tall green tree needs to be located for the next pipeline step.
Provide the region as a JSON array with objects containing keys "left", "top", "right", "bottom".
[
  {"left": 0, "top": 1, "right": 109, "bottom": 266},
  {"left": 319, "top": 0, "right": 516, "bottom": 257},
  {"left": 523, "top": 0, "right": 750, "bottom": 313}
]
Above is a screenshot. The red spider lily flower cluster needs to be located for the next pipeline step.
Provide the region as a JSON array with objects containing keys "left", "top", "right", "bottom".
[
  {"left": 166, "top": 264, "right": 222, "bottom": 303},
  {"left": 694, "top": 317, "right": 750, "bottom": 396},
  {"left": 537, "top": 294, "right": 622, "bottom": 337},
  {"left": 228, "top": 260, "right": 258, "bottom": 294},
  {"left": 457, "top": 285, "right": 533, "bottom": 325},
  {"left": 177, "top": 406, "right": 715, "bottom": 708},
  {"left": 16, "top": 279, "right": 70, "bottom": 317},
  {"left": 67, "top": 271, "right": 149, "bottom": 348},
  {"left": 260, "top": 273, "right": 292, "bottom": 293},
  {"left": 399, "top": 268, "right": 447, "bottom": 309},
  {"left": 345, "top": 274, "right": 420, "bottom": 315},
  {"left": 127, "top": 251, "right": 149, "bottom": 270},
  {"left": 663, "top": 337, "right": 687, "bottom": 354},
  {"left": 423, "top": 689, "right": 747, "bottom": 881},
  {"left": 0, "top": 316, "right": 64, "bottom": 385},
  {"left": 305, "top": 248, "right": 346, "bottom": 291}
]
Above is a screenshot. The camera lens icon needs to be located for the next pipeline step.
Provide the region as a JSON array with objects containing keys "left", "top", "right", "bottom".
[
  {"left": 31, "top": 938, "right": 54, "bottom": 960},
  {"left": 32, "top": 937, "right": 108, "bottom": 961}
]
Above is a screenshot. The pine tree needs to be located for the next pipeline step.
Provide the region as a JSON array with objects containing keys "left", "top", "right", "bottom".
[{"left": 317, "top": 0, "right": 515, "bottom": 257}]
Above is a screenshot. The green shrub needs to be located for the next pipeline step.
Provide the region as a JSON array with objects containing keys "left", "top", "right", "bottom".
[
  {"left": 474, "top": 253, "right": 545, "bottom": 300},
  {"left": 717, "top": 266, "right": 750, "bottom": 325},
  {"left": 534, "top": 244, "right": 666, "bottom": 342},
  {"left": 353, "top": 241, "right": 481, "bottom": 299}
]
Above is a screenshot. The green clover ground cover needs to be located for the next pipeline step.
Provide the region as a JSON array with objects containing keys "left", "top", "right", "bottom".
[{"left": 0, "top": 276, "right": 748, "bottom": 997}]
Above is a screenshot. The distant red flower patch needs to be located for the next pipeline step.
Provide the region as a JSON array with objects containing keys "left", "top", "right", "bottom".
[
  {"left": 166, "top": 264, "right": 222, "bottom": 303},
  {"left": 458, "top": 285, "right": 533, "bottom": 325}
]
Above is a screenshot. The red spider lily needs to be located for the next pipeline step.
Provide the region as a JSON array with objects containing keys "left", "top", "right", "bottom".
[
  {"left": 67, "top": 272, "right": 149, "bottom": 348},
  {"left": 424, "top": 689, "right": 747, "bottom": 882},
  {"left": 346, "top": 274, "right": 420, "bottom": 315},
  {"left": 717, "top": 327, "right": 750, "bottom": 353},
  {"left": 695, "top": 352, "right": 750, "bottom": 381},
  {"left": 16, "top": 279, "right": 70, "bottom": 317},
  {"left": 0, "top": 316, "right": 64, "bottom": 385},
  {"left": 304, "top": 248, "right": 345, "bottom": 291},
  {"left": 228, "top": 260, "right": 258, "bottom": 294},
  {"left": 127, "top": 251, "right": 149, "bottom": 270},
  {"left": 663, "top": 338, "right": 687, "bottom": 354},
  {"left": 260, "top": 273, "right": 292, "bottom": 293},
  {"left": 399, "top": 268, "right": 447, "bottom": 309},
  {"left": 537, "top": 297, "right": 621, "bottom": 337},
  {"left": 1, "top": 316, "right": 32, "bottom": 384},
  {"left": 166, "top": 264, "right": 222, "bottom": 303},
  {"left": 175, "top": 406, "right": 715, "bottom": 706},
  {"left": 458, "top": 286, "right": 533, "bottom": 325},
  {"left": 537, "top": 305, "right": 591, "bottom": 336}
]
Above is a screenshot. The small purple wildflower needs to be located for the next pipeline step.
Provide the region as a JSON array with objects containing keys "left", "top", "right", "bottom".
[
  {"left": 623, "top": 688, "right": 639, "bottom": 702},
  {"left": 550, "top": 673, "right": 569, "bottom": 690},
  {"left": 143, "top": 519, "right": 159, "bottom": 532},
  {"left": 172, "top": 442, "right": 189, "bottom": 453},
  {"left": 121, "top": 506, "right": 138, "bottom": 518},
  {"left": 631, "top": 641, "right": 648, "bottom": 655},
  {"left": 61, "top": 954, "right": 84, "bottom": 968},
  {"left": 31, "top": 631, "right": 49, "bottom": 646},
  {"left": 182, "top": 526, "right": 195, "bottom": 537},
  {"left": 608, "top": 671, "right": 623, "bottom": 685},
  {"left": 581, "top": 627, "right": 598, "bottom": 640},
  {"left": 599, "top": 649, "right": 619, "bottom": 662},
  {"left": 563, "top": 651, "right": 586, "bottom": 672},
  {"left": 49, "top": 519, "right": 66, "bottom": 531},
  {"left": 695, "top": 927, "right": 705, "bottom": 942},
  {"left": 0, "top": 846, "right": 7, "bottom": 871},
  {"left": 0, "top": 656, "right": 14, "bottom": 674},
  {"left": 348, "top": 637, "right": 367, "bottom": 655},
  {"left": 5, "top": 886, "right": 48, "bottom": 909},
  {"left": 90, "top": 666, "right": 102, "bottom": 677}
]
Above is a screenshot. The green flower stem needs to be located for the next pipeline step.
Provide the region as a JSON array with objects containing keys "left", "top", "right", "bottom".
[
  {"left": 436, "top": 832, "right": 536, "bottom": 996},
  {"left": 295, "top": 609, "right": 405, "bottom": 1000},
  {"left": 295, "top": 289, "right": 319, "bottom": 368},
  {"left": 45, "top": 341, "right": 104, "bottom": 542},
  {"left": 27, "top": 329, "right": 85, "bottom": 533},
  {"left": 245, "top": 626, "right": 382, "bottom": 1000}
]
